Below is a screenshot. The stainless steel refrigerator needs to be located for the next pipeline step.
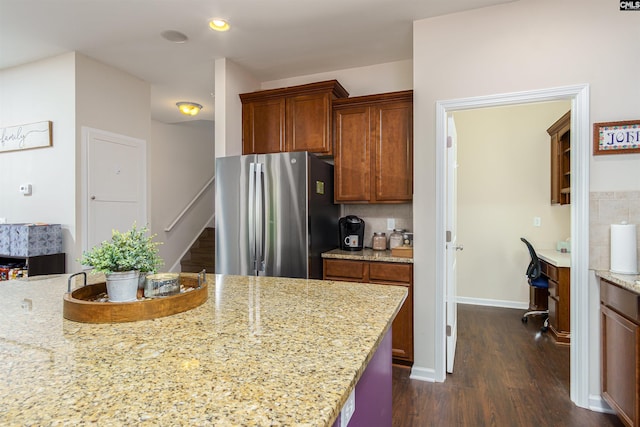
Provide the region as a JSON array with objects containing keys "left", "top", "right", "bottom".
[{"left": 215, "top": 151, "right": 338, "bottom": 279}]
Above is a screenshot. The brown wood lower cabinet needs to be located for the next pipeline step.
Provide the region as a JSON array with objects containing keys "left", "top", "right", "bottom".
[
  {"left": 600, "top": 278, "right": 640, "bottom": 427},
  {"left": 323, "top": 258, "right": 413, "bottom": 365},
  {"left": 540, "top": 259, "right": 570, "bottom": 344}
]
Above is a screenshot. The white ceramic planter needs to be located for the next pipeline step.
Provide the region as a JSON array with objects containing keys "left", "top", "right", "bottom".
[{"left": 105, "top": 270, "right": 140, "bottom": 302}]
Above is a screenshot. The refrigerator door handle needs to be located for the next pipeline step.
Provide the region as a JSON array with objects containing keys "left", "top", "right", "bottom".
[
  {"left": 255, "top": 162, "right": 266, "bottom": 272},
  {"left": 248, "top": 162, "right": 257, "bottom": 273}
]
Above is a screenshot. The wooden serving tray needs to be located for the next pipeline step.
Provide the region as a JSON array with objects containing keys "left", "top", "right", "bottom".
[{"left": 63, "top": 272, "right": 208, "bottom": 323}]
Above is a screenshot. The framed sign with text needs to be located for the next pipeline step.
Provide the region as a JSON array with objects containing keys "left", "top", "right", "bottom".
[
  {"left": 0, "top": 121, "right": 52, "bottom": 153},
  {"left": 593, "top": 119, "right": 640, "bottom": 155}
]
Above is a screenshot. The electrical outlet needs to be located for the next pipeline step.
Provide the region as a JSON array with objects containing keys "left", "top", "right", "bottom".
[
  {"left": 340, "top": 388, "right": 355, "bottom": 427},
  {"left": 387, "top": 218, "right": 395, "bottom": 230},
  {"left": 533, "top": 217, "right": 541, "bottom": 227}
]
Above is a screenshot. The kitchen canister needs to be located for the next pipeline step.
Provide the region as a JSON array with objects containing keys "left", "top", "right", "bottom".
[
  {"left": 610, "top": 222, "right": 638, "bottom": 274},
  {"left": 389, "top": 229, "right": 404, "bottom": 249},
  {"left": 372, "top": 232, "right": 387, "bottom": 251}
]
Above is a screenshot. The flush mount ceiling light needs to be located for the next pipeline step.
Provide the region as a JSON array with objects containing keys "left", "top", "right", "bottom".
[
  {"left": 209, "top": 18, "right": 230, "bottom": 32},
  {"left": 176, "top": 102, "right": 203, "bottom": 116}
]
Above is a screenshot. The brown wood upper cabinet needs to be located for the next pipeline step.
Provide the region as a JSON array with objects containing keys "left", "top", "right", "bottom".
[
  {"left": 548, "top": 111, "right": 571, "bottom": 205},
  {"left": 333, "top": 90, "right": 413, "bottom": 203},
  {"left": 240, "top": 80, "right": 349, "bottom": 156}
]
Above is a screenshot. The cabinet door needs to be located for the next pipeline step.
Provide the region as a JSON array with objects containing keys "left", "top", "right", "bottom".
[
  {"left": 323, "top": 258, "right": 367, "bottom": 282},
  {"left": 334, "top": 107, "right": 371, "bottom": 202},
  {"left": 242, "top": 98, "right": 285, "bottom": 154},
  {"left": 286, "top": 92, "right": 332, "bottom": 155},
  {"left": 372, "top": 101, "right": 413, "bottom": 202},
  {"left": 369, "top": 262, "right": 414, "bottom": 364},
  {"left": 601, "top": 304, "right": 640, "bottom": 427}
]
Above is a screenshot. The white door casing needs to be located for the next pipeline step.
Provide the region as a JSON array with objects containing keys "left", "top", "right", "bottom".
[
  {"left": 429, "top": 84, "right": 590, "bottom": 409},
  {"left": 446, "top": 115, "right": 459, "bottom": 374},
  {"left": 81, "top": 127, "right": 147, "bottom": 252}
]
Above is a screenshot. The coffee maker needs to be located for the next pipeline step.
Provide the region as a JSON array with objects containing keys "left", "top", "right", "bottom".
[{"left": 339, "top": 216, "right": 365, "bottom": 251}]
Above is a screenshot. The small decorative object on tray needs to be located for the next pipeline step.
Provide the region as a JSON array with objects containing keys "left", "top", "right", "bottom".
[
  {"left": 391, "top": 245, "right": 413, "bottom": 258},
  {"left": 77, "top": 223, "right": 163, "bottom": 302}
]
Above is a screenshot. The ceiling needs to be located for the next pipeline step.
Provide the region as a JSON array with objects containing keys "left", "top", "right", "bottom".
[{"left": 0, "top": 0, "right": 515, "bottom": 124}]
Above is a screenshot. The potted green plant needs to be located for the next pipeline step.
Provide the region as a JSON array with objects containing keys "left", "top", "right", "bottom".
[{"left": 78, "top": 224, "right": 163, "bottom": 302}]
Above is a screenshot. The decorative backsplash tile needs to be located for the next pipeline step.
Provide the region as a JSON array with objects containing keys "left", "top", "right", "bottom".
[{"left": 590, "top": 191, "right": 640, "bottom": 271}]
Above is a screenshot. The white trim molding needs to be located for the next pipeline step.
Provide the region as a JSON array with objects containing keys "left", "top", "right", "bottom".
[{"left": 430, "top": 84, "right": 590, "bottom": 408}]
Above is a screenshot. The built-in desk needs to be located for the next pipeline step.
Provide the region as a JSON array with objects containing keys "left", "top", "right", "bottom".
[{"left": 537, "top": 249, "right": 571, "bottom": 344}]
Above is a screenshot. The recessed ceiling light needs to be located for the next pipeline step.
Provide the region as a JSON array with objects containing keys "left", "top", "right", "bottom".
[
  {"left": 209, "top": 18, "right": 230, "bottom": 32},
  {"left": 160, "top": 30, "right": 189, "bottom": 43}
]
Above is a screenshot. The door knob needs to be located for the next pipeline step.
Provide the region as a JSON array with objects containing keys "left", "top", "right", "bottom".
[{"left": 91, "top": 196, "right": 96, "bottom": 200}]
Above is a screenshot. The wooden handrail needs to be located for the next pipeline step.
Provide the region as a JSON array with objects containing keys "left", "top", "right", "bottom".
[{"left": 164, "top": 176, "right": 215, "bottom": 232}]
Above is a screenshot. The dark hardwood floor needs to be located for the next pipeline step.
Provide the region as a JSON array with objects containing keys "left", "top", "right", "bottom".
[{"left": 392, "top": 304, "right": 624, "bottom": 427}]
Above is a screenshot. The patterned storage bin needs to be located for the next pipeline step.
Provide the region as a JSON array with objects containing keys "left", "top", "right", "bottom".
[
  {"left": 9, "top": 224, "right": 63, "bottom": 257},
  {"left": 0, "top": 224, "right": 10, "bottom": 255}
]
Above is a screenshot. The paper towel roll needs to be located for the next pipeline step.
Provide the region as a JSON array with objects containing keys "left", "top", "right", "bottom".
[{"left": 610, "top": 223, "right": 638, "bottom": 274}]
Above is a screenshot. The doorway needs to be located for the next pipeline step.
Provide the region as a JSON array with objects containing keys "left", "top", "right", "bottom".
[
  {"left": 434, "top": 84, "right": 591, "bottom": 408},
  {"left": 81, "top": 127, "right": 148, "bottom": 252}
]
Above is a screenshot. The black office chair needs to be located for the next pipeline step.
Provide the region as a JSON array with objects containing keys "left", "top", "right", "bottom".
[{"left": 520, "top": 238, "right": 549, "bottom": 332}]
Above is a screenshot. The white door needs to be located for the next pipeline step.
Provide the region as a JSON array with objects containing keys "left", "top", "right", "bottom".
[
  {"left": 83, "top": 127, "right": 147, "bottom": 251},
  {"left": 446, "top": 115, "right": 460, "bottom": 373}
]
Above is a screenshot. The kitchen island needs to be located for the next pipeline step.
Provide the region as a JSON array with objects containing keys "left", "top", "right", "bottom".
[{"left": 0, "top": 273, "right": 406, "bottom": 426}]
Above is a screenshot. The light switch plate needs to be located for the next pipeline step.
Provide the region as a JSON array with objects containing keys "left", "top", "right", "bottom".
[{"left": 387, "top": 218, "right": 395, "bottom": 230}]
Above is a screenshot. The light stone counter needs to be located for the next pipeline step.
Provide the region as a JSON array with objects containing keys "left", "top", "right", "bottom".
[
  {"left": 322, "top": 248, "right": 413, "bottom": 264},
  {"left": 537, "top": 249, "right": 571, "bottom": 268},
  {"left": 596, "top": 270, "right": 640, "bottom": 295},
  {"left": 0, "top": 273, "right": 406, "bottom": 426}
]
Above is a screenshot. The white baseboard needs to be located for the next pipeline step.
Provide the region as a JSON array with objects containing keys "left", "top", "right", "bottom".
[
  {"left": 456, "top": 296, "right": 528, "bottom": 310},
  {"left": 409, "top": 366, "right": 437, "bottom": 382},
  {"left": 588, "top": 394, "right": 614, "bottom": 414}
]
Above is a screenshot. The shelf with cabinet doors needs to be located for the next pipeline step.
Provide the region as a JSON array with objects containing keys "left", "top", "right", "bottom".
[
  {"left": 323, "top": 258, "right": 414, "bottom": 365},
  {"left": 600, "top": 278, "right": 640, "bottom": 427},
  {"left": 333, "top": 90, "right": 413, "bottom": 203},
  {"left": 548, "top": 111, "right": 571, "bottom": 205},
  {"left": 240, "top": 80, "right": 349, "bottom": 156}
]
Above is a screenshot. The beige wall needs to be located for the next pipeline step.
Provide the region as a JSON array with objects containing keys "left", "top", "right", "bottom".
[
  {"left": 454, "top": 102, "right": 571, "bottom": 306},
  {"left": 413, "top": 0, "right": 640, "bottom": 383},
  {"left": 149, "top": 121, "right": 215, "bottom": 271}
]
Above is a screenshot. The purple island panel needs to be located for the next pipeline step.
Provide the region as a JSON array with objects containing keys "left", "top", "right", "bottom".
[{"left": 333, "top": 328, "right": 392, "bottom": 426}]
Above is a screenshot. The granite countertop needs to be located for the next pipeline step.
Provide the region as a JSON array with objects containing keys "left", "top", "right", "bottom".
[
  {"left": 0, "top": 273, "right": 406, "bottom": 426},
  {"left": 322, "top": 248, "right": 414, "bottom": 264},
  {"left": 596, "top": 270, "right": 640, "bottom": 295},
  {"left": 537, "top": 249, "right": 571, "bottom": 268}
]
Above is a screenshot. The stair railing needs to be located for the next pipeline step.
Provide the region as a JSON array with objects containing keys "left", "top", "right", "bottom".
[{"left": 164, "top": 176, "right": 215, "bottom": 232}]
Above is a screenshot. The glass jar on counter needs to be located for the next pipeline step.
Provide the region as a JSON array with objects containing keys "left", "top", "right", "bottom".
[
  {"left": 372, "top": 232, "right": 387, "bottom": 251},
  {"left": 389, "top": 229, "right": 404, "bottom": 249}
]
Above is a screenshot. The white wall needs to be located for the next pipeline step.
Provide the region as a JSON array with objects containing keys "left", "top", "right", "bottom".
[
  {"left": 150, "top": 120, "right": 215, "bottom": 271},
  {"left": 0, "top": 53, "right": 76, "bottom": 268},
  {"left": 261, "top": 59, "right": 413, "bottom": 97},
  {"left": 74, "top": 53, "right": 151, "bottom": 272},
  {"left": 215, "top": 58, "right": 260, "bottom": 158},
  {"left": 455, "top": 102, "right": 571, "bottom": 306},
  {"left": 413, "top": 0, "right": 640, "bottom": 400}
]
